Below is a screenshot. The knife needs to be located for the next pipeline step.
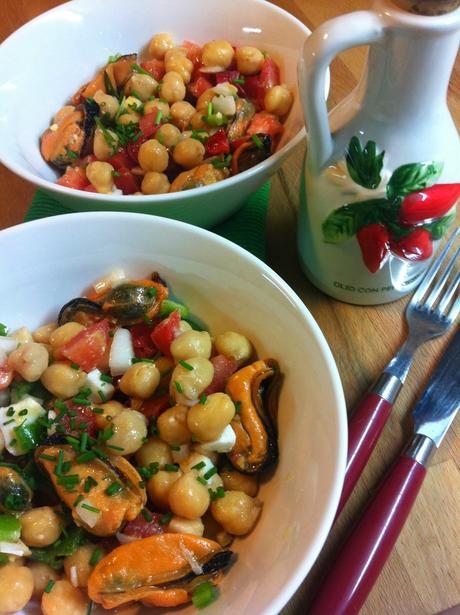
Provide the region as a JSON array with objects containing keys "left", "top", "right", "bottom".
[{"left": 309, "top": 326, "right": 460, "bottom": 615}]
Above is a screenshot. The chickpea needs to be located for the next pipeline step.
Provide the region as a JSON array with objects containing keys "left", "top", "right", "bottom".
[
  {"left": 235, "top": 46, "right": 265, "bottom": 75},
  {"left": 119, "top": 362, "right": 160, "bottom": 399},
  {"left": 93, "top": 127, "right": 118, "bottom": 161},
  {"left": 148, "top": 32, "right": 174, "bottom": 59},
  {"left": 41, "top": 579, "right": 88, "bottom": 615},
  {"left": 156, "top": 123, "right": 181, "bottom": 148},
  {"left": 29, "top": 562, "right": 60, "bottom": 596},
  {"left": 138, "top": 139, "right": 169, "bottom": 173},
  {"left": 105, "top": 409, "right": 147, "bottom": 455},
  {"left": 142, "top": 171, "right": 171, "bottom": 195},
  {"left": 202, "top": 40, "right": 234, "bottom": 69},
  {"left": 170, "top": 357, "right": 214, "bottom": 402},
  {"left": 190, "top": 112, "right": 208, "bottom": 130},
  {"left": 155, "top": 355, "right": 175, "bottom": 376},
  {"left": 33, "top": 322, "right": 57, "bottom": 344},
  {"left": 157, "top": 404, "right": 191, "bottom": 445},
  {"left": 168, "top": 515, "right": 204, "bottom": 536},
  {"left": 147, "top": 469, "right": 182, "bottom": 511},
  {"left": 64, "top": 544, "right": 102, "bottom": 588},
  {"left": 144, "top": 98, "right": 170, "bottom": 117},
  {"left": 264, "top": 84, "right": 293, "bottom": 116},
  {"left": 49, "top": 322, "right": 85, "bottom": 358},
  {"left": 211, "top": 490, "right": 262, "bottom": 535},
  {"left": 187, "top": 393, "right": 235, "bottom": 442},
  {"left": 170, "top": 101, "right": 195, "bottom": 130},
  {"left": 41, "top": 362, "right": 87, "bottom": 399},
  {"left": 86, "top": 161, "right": 115, "bottom": 194},
  {"left": 178, "top": 320, "right": 193, "bottom": 334},
  {"left": 117, "top": 112, "right": 140, "bottom": 125},
  {"left": 135, "top": 437, "right": 173, "bottom": 468},
  {"left": 0, "top": 564, "right": 34, "bottom": 612},
  {"left": 170, "top": 330, "right": 211, "bottom": 362},
  {"left": 220, "top": 468, "right": 259, "bottom": 497},
  {"left": 180, "top": 452, "right": 223, "bottom": 490},
  {"left": 8, "top": 342, "right": 49, "bottom": 382},
  {"left": 173, "top": 138, "right": 205, "bottom": 169},
  {"left": 214, "top": 331, "right": 252, "bottom": 363},
  {"left": 159, "top": 71, "right": 186, "bottom": 104},
  {"left": 192, "top": 443, "right": 218, "bottom": 466},
  {"left": 94, "top": 89, "right": 119, "bottom": 119},
  {"left": 20, "top": 506, "right": 61, "bottom": 547},
  {"left": 196, "top": 88, "right": 216, "bottom": 111},
  {"left": 165, "top": 51, "right": 193, "bottom": 84},
  {"left": 125, "top": 73, "right": 157, "bottom": 101},
  {"left": 12, "top": 326, "right": 33, "bottom": 343},
  {"left": 168, "top": 471, "right": 210, "bottom": 519},
  {"left": 124, "top": 96, "right": 143, "bottom": 113},
  {"left": 94, "top": 400, "right": 124, "bottom": 430}
]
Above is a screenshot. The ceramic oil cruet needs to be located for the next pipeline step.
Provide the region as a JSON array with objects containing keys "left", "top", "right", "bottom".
[{"left": 298, "top": 0, "right": 460, "bottom": 305}]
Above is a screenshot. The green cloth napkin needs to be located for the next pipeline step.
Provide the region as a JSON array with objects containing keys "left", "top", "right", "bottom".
[{"left": 25, "top": 183, "right": 270, "bottom": 262}]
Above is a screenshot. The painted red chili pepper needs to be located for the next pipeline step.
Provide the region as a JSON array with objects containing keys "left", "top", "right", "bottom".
[
  {"left": 391, "top": 228, "right": 433, "bottom": 262},
  {"left": 205, "top": 128, "right": 230, "bottom": 156},
  {"left": 399, "top": 183, "right": 460, "bottom": 225},
  {"left": 357, "top": 224, "right": 390, "bottom": 273}
]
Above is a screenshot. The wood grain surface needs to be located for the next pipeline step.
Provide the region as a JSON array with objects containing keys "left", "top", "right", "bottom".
[{"left": 0, "top": 2, "right": 459, "bottom": 614}]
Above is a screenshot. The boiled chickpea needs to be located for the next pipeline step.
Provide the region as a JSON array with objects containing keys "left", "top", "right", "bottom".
[
  {"left": 211, "top": 490, "right": 262, "bottom": 535},
  {"left": 235, "top": 46, "right": 265, "bottom": 75},
  {"left": 264, "top": 84, "right": 293, "bottom": 116},
  {"left": 155, "top": 124, "right": 180, "bottom": 150},
  {"left": 138, "top": 139, "right": 169, "bottom": 173},
  {"left": 187, "top": 392, "right": 235, "bottom": 441},
  {"left": 180, "top": 452, "right": 223, "bottom": 490},
  {"left": 147, "top": 469, "right": 182, "bottom": 511},
  {"left": 170, "top": 357, "right": 214, "bottom": 401},
  {"left": 135, "top": 437, "right": 172, "bottom": 468},
  {"left": 170, "top": 330, "right": 211, "bottom": 362},
  {"left": 202, "top": 40, "right": 234, "bottom": 69},
  {"left": 12, "top": 326, "right": 33, "bottom": 343},
  {"left": 190, "top": 112, "right": 208, "bottom": 130},
  {"left": 41, "top": 362, "right": 87, "bottom": 399},
  {"left": 8, "top": 342, "right": 49, "bottom": 382},
  {"left": 159, "top": 71, "right": 186, "bottom": 103},
  {"left": 105, "top": 409, "right": 147, "bottom": 455},
  {"left": 86, "top": 161, "right": 115, "bottom": 194},
  {"left": 168, "top": 515, "right": 204, "bottom": 536},
  {"left": 93, "top": 127, "right": 118, "bottom": 161},
  {"left": 125, "top": 73, "right": 158, "bottom": 101},
  {"left": 64, "top": 544, "right": 102, "bottom": 588},
  {"left": 33, "top": 322, "right": 57, "bottom": 344},
  {"left": 170, "top": 101, "right": 195, "bottom": 130},
  {"left": 144, "top": 98, "right": 170, "bottom": 117},
  {"left": 168, "top": 471, "right": 210, "bottom": 519},
  {"left": 165, "top": 51, "right": 193, "bottom": 84},
  {"left": 0, "top": 565, "right": 34, "bottom": 613},
  {"left": 173, "top": 138, "right": 205, "bottom": 169},
  {"left": 149, "top": 32, "right": 174, "bottom": 59},
  {"left": 94, "top": 90, "right": 119, "bottom": 119},
  {"left": 157, "top": 404, "right": 191, "bottom": 445},
  {"left": 214, "top": 331, "right": 252, "bottom": 363},
  {"left": 119, "top": 362, "right": 160, "bottom": 399},
  {"left": 20, "top": 506, "right": 61, "bottom": 547},
  {"left": 41, "top": 579, "right": 88, "bottom": 615},
  {"left": 94, "top": 400, "right": 124, "bottom": 430},
  {"left": 125, "top": 96, "right": 143, "bottom": 113},
  {"left": 196, "top": 88, "right": 216, "bottom": 111},
  {"left": 29, "top": 562, "right": 60, "bottom": 596},
  {"left": 178, "top": 320, "right": 193, "bottom": 334},
  {"left": 220, "top": 468, "right": 259, "bottom": 497},
  {"left": 192, "top": 443, "right": 218, "bottom": 466},
  {"left": 118, "top": 111, "right": 140, "bottom": 125},
  {"left": 155, "top": 355, "right": 175, "bottom": 377},
  {"left": 49, "top": 322, "right": 84, "bottom": 358},
  {"left": 142, "top": 171, "right": 171, "bottom": 195}
]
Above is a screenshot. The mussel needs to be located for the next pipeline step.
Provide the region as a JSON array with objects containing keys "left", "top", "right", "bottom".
[
  {"left": 232, "top": 133, "right": 272, "bottom": 174},
  {"left": 87, "top": 533, "right": 234, "bottom": 609},
  {"left": 227, "top": 98, "right": 256, "bottom": 141},
  {"left": 58, "top": 297, "right": 104, "bottom": 326},
  {"left": 36, "top": 445, "right": 146, "bottom": 536},
  {"left": 101, "top": 280, "right": 168, "bottom": 325},
  {"left": 0, "top": 466, "right": 32, "bottom": 513},
  {"left": 226, "top": 359, "right": 281, "bottom": 474},
  {"left": 169, "top": 163, "right": 228, "bottom": 192},
  {"left": 72, "top": 53, "right": 138, "bottom": 104}
]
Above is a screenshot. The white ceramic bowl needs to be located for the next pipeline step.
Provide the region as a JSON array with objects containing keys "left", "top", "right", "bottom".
[
  {"left": 0, "top": 213, "right": 346, "bottom": 615},
  {"left": 0, "top": 0, "right": 310, "bottom": 228}
]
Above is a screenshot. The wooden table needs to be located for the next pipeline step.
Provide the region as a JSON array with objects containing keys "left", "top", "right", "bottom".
[{"left": 0, "top": 2, "right": 459, "bottom": 614}]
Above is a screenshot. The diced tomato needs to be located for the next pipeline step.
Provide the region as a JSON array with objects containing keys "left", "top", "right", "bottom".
[
  {"left": 107, "top": 148, "right": 135, "bottom": 171},
  {"left": 57, "top": 166, "right": 89, "bottom": 191},
  {"left": 123, "top": 511, "right": 165, "bottom": 537},
  {"left": 114, "top": 169, "right": 140, "bottom": 195},
  {"left": 57, "top": 402, "right": 97, "bottom": 437},
  {"left": 205, "top": 128, "right": 230, "bottom": 156},
  {"left": 150, "top": 310, "right": 181, "bottom": 357},
  {"left": 140, "top": 60, "right": 165, "bottom": 82},
  {"left": 244, "top": 74, "right": 263, "bottom": 104},
  {"left": 259, "top": 57, "right": 280, "bottom": 91},
  {"left": 204, "top": 355, "right": 239, "bottom": 395},
  {"left": 141, "top": 394, "right": 171, "bottom": 419},
  {"left": 78, "top": 155, "right": 97, "bottom": 168},
  {"left": 188, "top": 76, "right": 213, "bottom": 99},
  {"left": 247, "top": 112, "right": 283, "bottom": 140},
  {"left": 130, "top": 323, "right": 157, "bottom": 358},
  {"left": 84, "top": 184, "right": 98, "bottom": 193},
  {"left": 127, "top": 135, "right": 149, "bottom": 164},
  {"left": 61, "top": 319, "right": 110, "bottom": 372},
  {"left": 139, "top": 111, "right": 161, "bottom": 139},
  {"left": 183, "top": 40, "right": 202, "bottom": 69},
  {"left": 0, "top": 365, "right": 13, "bottom": 390}
]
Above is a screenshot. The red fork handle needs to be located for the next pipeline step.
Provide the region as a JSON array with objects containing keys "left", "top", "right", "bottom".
[{"left": 309, "top": 438, "right": 433, "bottom": 615}]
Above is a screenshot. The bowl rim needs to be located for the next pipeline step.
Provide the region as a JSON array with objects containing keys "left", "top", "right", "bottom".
[
  {"left": 0, "top": 0, "right": 310, "bottom": 202},
  {"left": 0, "top": 211, "right": 347, "bottom": 614}
]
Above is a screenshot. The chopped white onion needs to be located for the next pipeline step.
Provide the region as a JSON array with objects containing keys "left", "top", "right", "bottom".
[
  {"left": 93, "top": 268, "right": 126, "bottom": 295},
  {"left": 0, "top": 539, "right": 31, "bottom": 557},
  {"left": 179, "top": 538, "right": 203, "bottom": 575},
  {"left": 109, "top": 328, "right": 134, "bottom": 376},
  {"left": 182, "top": 398, "right": 199, "bottom": 407},
  {"left": 75, "top": 500, "right": 101, "bottom": 528},
  {"left": 197, "top": 424, "right": 236, "bottom": 454},
  {"left": 212, "top": 95, "right": 236, "bottom": 116},
  {"left": 116, "top": 531, "right": 139, "bottom": 544},
  {"left": 86, "top": 368, "right": 115, "bottom": 403},
  {"left": 213, "top": 82, "right": 238, "bottom": 98},
  {"left": 0, "top": 337, "right": 19, "bottom": 355},
  {"left": 70, "top": 565, "right": 78, "bottom": 587},
  {"left": 199, "top": 65, "right": 225, "bottom": 74}
]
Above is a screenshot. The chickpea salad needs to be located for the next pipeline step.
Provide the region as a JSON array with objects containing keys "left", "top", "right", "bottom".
[
  {"left": 40, "top": 33, "right": 293, "bottom": 196},
  {"left": 0, "top": 269, "right": 281, "bottom": 613}
]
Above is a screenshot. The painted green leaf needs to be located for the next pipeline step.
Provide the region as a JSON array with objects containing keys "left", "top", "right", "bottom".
[
  {"left": 322, "top": 199, "right": 388, "bottom": 244},
  {"left": 386, "top": 161, "right": 443, "bottom": 201},
  {"left": 423, "top": 212, "right": 456, "bottom": 240},
  {"left": 345, "top": 136, "right": 385, "bottom": 189}
]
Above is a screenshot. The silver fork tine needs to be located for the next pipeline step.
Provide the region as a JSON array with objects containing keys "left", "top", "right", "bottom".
[
  {"left": 411, "top": 227, "right": 460, "bottom": 305},
  {"left": 424, "top": 244, "right": 460, "bottom": 309},
  {"left": 437, "top": 270, "right": 460, "bottom": 315},
  {"left": 449, "top": 294, "right": 460, "bottom": 322}
]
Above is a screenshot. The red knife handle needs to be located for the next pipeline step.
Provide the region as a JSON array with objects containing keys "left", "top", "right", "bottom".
[{"left": 310, "top": 436, "right": 435, "bottom": 615}]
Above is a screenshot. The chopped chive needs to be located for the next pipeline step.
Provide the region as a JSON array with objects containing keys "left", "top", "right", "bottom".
[
  {"left": 147, "top": 287, "right": 157, "bottom": 297},
  {"left": 18, "top": 408, "right": 28, "bottom": 416},
  {"left": 141, "top": 508, "right": 152, "bottom": 522},
  {"left": 174, "top": 381, "right": 183, "bottom": 394},
  {"left": 232, "top": 77, "right": 245, "bottom": 85},
  {"left": 81, "top": 503, "right": 100, "bottom": 514},
  {"left": 100, "top": 425, "right": 114, "bottom": 442},
  {"left": 80, "top": 432, "right": 89, "bottom": 452},
  {"left": 170, "top": 444, "right": 180, "bottom": 451},
  {"left": 100, "top": 374, "right": 112, "bottom": 384},
  {"left": 106, "top": 444, "right": 125, "bottom": 452},
  {"left": 192, "top": 580, "right": 218, "bottom": 609},
  {"left": 199, "top": 394, "right": 207, "bottom": 405},
  {"left": 55, "top": 450, "right": 64, "bottom": 475},
  {"left": 72, "top": 397, "right": 91, "bottom": 406},
  {"left": 62, "top": 461, "right": 72, "bottom": 474},
  {"left": 142, "top": 314, "right": 153, "bottom": 326},
  {"left": 76, "top": 451, "right": 96, "bottom": 463},
  {"left": 196, "top": 476, "right": 208, "bottom": 486},
  {"left": 131, "top": 357, "right": 155, "bottom": 364},
  {"left": 208, "top": 486, "right": 226, "bottom": 501},
  {"left": 44, "top": 580, "right": 55, "bottom": 593},
  {"left": 70, "top": 363, "right": 80, "bottom": 370},
  {"left": 89, "top": 547, "right": 103, "bottom": 567},
  {"left": 105, "top": 481, "right": 123, "bottom": 496},
  {"left": 39, "top": 454, "right": 57, "bottom": 462},
  {"left": 68, "top": 410, "right": 78, "bottom": 417},
  {"left": 84, "top": 476, "right": 98, "bottom": 493},
  {"left": 207, "top": 101, "right": 213, "bottom": 117},
  {"left": 57, "top": 474, "right": 80, "bottom": 487},
  {"left": 159, "top": 512, "right": 172, "bottom": 525},
  {"left": 98, "top": 389, "right": 107, "bottom": 402},
  {"left": 67, "top": 148, "right": 78, "bottom": 159},
  {"left": 203, "top": 466, "right": 217, "bottom": 480},
  {"left": 70, "top": 418, "right": 77, "bottom": 430},
  {"left": 132, "top": 62, "right": 152, "bottom": 77},
  {"left": 234, "top": 401, "right": 241, "bottom": 414},
  {"left": 164, "top": 463, "right": 179, "bottom": 472},
  {"left": 54, "top": 400, "right": 67, "bottom": 412},
  {"left": 79, "top": 387, "right": 92, "bottom": 398},
  {"left": 179, "top": 359, "right": 193, "bottom": 371},
  {"left": 93, "top": 447, "right": 109, "bottom": 460},
  {"left": 251, "top": 134, "right": 264, "bottom": 149},
  {"left": 154, "top": 110, "right": 163, "bottom": 125},
  {"left": 192, "top": 461, "right": 206, "bottom": 471},
  {"left": 92, "top": 407, "right": 104, "bottom": 414},
  {"left": 73, "top": 494, "right": 84, "bottom": 507},
  {"left": 79, "top": 421, "right": 88, "bottom": 430}
]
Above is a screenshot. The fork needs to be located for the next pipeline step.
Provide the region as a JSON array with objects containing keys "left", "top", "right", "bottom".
[{"left": 337, "top": 227, "right": 460, "bottom": 516}]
